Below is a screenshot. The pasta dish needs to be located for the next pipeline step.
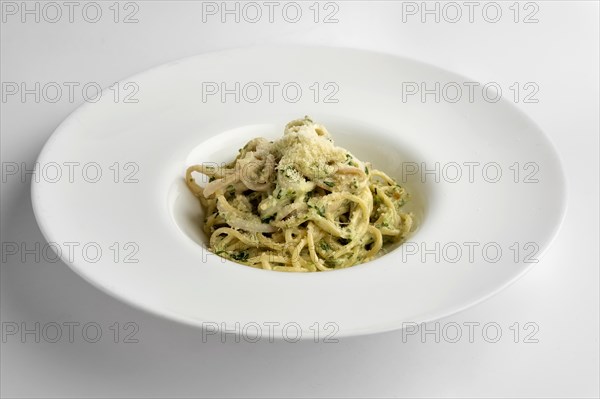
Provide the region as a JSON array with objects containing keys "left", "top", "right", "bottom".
[{"left": 185, "top": 117, "right": 413, "bottom": 272}]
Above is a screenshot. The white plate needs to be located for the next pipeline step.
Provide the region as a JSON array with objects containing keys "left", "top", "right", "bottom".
[{"left": 32, "top": 46, "right": 566, "bottom": 338}]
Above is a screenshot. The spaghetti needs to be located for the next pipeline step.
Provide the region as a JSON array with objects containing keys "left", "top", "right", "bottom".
[{"left": 185, "top": 117, "right": 413, "bottom": 272}]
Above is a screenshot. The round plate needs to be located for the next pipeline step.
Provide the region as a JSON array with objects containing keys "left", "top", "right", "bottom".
[{"left": 32, "top": 46, "right": 566, "bottom": 338}]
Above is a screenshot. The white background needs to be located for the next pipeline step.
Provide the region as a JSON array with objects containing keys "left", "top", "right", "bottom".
[{"left": 1, "top": 1, "right": 598, "bottom": 397}]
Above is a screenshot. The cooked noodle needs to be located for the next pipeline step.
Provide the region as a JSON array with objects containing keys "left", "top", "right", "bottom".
[{"left": 185, "top": 117, "right": 413, "bottom": 272}]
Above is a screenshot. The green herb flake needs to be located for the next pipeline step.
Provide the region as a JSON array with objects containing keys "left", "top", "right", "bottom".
[
  {"left": 346, "top": 154, "right": 358, "bottom": 167},
  {"left": 324, "top": 181, "right": 335, "bottom": 187},
  {"left": 304, "top": 191, "right": 314, "bottom": 202},
  {"left": 261, "top": 215, "right": 276, "bottom": 224},
  {"left": 231, "top": 251, "right": 249, "bottom": 262},
  {"left": 316, "top": 206, "right": 325, "bottom": 218}
]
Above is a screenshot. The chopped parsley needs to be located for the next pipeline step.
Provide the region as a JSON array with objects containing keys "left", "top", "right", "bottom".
[
  {"left": 307, "top": 203, "right": 326, "bottom": 217},
  {"left": 231, "top": 251, "right": 249, "bottom": 262},
  {"left": 346, "top": 153, "right": 358, "bottom": 167},
  {"left": 304, "top": 191, "right": 314, "bottom": 202},
  {"left": 261, "top": 215, "right": 276, "bottom": 224}
]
